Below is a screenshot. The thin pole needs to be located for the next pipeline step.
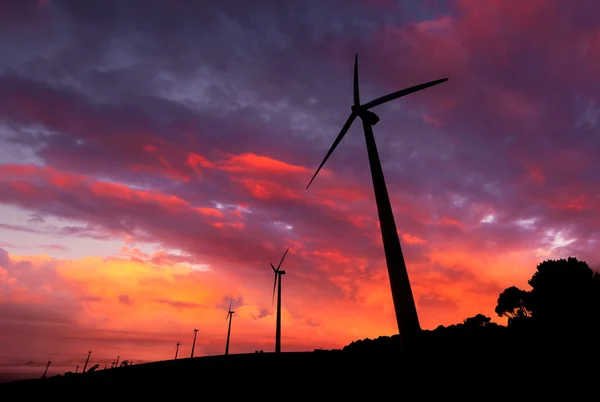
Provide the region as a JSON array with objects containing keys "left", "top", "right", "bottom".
[
  {"left": 362, "top": 119, "right": 421, "bottom": 352},
  {"left": 225, "top": 314, "right": 233, "bottom": 356},
  {"left": 82, "top": 350, "right": 92, "bottom": 373},
  {"left": 175, "top": 342, "right": 180, "bottom": 360},
  {"left": 42, "top": 359, "right": 51, "bottom": 379},
  {"left": 191, "top": 329, "right": 198, "bottom": 358},
  {"left": 115, "top": 356, "right": 120, "bottom": 367},
  {"left": 275, "top": 272, "right": 283, "bottom": 353},
  {"left": 76, "top": 365, "right": 79, "bottom": 374}
]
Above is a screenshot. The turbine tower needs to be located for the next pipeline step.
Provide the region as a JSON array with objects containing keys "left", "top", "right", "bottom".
[
  {"left": 42, "top": 359, "right": 51, "bottom": 379},
  {"left": 270, "top": 247, "right": 290, "bottom": 354},
  {"left": 174, "top": 341, "right": 180, "bottom": 360},
  {"left": 306, "top": 54, "right": 448, "bottom": 352},
  {"left": 190, "top": 328, "right": 199, "bottom": 358},
  {"left": 224, "top": 295, "right": 235, "bottom": 356},
  {"left": 82, "top": 350, "right": 92, "bottom": 373}
]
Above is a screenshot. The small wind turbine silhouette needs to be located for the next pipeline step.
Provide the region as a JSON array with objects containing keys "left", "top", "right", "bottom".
[
  {"left": 82, "top": 350, "right": 92, "bottom": 373},
  {"left": 224, "top": 295, "right": 235, "bottom": 356},
  {"left": 190, "top": 328, "right": 199, "bottom": 358},
  {"left": 306, "top": 54, "right": 448, "bottom": 352},
  {"left": 42, "top": 359, "right": 51, "bottom": 379},
  {"left": 174, "top": 341, "right": 180, "bottom": 360},
  {"left": 270, "top": 247, "right": 290, "bottom": 354}
]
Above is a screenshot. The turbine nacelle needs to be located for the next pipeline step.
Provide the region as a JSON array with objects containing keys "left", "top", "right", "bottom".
[
  {"left": 305, "top": 53, "right": 448, "bottom": 190},
  {"left": 226, "top": 296, "right": 235, "bottom": 320},
  {"left": 270, "top": 247, "right": 290, "bottom": 304},
  {"left": 351, "top": 105, "right": 380, "bottom": 126}
]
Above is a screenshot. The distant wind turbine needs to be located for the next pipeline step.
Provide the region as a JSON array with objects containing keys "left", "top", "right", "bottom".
[
  {"left": 225, "top": 295, "right": 235, "bottom": 356},
  {"left": 75, "top": 365, "right": 79, "bottom": 374},
  {"left": 42, "top": 359, "right": 51, "bottom": 379},
  {"left": 115, "top": 356, "right": 120, "bottom": 368},
  {"left": 306, "top": 54, "right": 448, "bottom": 352},
  {"left": 82, "top": 350, "right": 92, "bottom": 373},
  {"left": 174, "top": 341, "right": 180, "bottom": 360},
  {"left": 270, "top": 247, "right": 290, "bottom": 354},
  {"left": 190, "top": 328, "right": 199, "bottom": 358}
]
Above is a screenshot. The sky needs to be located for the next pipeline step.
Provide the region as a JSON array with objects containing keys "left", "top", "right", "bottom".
[{"left": 1, "top": 0, "right": 600, "bottom": 379}]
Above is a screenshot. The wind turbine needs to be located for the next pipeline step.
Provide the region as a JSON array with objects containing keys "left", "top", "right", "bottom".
[
  {"left": 306, "top": 54, "right": 448, "bottom": 352},
  {"left": 82, "top": 350, "right": 92, "bottom": 373},
  {"left": 42, "top": 359, "right": 51, "bottom": 379},
  {"left": 270, "top": 247, "right": 290, "bottom": 354},
  {"left": 174, "top": 341, "right": 180, "bottom": 360},
  {"left": 190, "top": 328, "right": 199, "bottom": 358},
  {"left": 224, "top": 295, "right": 235, "bottom": 356}
]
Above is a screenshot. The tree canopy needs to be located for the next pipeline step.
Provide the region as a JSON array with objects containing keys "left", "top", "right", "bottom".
[{"left": 344, "top": 256, "right": 600, "bottom": 353}]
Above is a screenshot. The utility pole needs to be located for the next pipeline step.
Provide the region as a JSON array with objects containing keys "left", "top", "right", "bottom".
[
  {"left": 190, "top": 329, "right": 198, "bottom": 358},
  {"left": 82, "top": 350, "right": 92, "bottom": 373},
  {"left": 42, "top": 359, "right": 51, "bottom": 379},
  {"left": 175, "top": 342, "right": 180, "bottom": 360}
]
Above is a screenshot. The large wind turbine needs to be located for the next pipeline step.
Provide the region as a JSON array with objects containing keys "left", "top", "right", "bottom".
[
  {"left": 270, "top": 247, "right": 290, "bottom": 353},
  {"left": 306, "top": 54, "right": 448, "bottom": 352},
  {"left": 224, "top": 295, "right": 235, "bottom": 356}
]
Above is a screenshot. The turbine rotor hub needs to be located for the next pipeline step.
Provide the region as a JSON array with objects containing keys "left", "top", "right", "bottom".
[{"left": 351, "top": 105, "right": 380, "bottom": 126}]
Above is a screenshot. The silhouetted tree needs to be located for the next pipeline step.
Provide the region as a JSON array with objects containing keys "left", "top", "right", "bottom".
[
  {"left": 495, "top": 257, "right": 600, "bottom": 341},
  {"left": 463, "top": 314, "right": 492, "bottom": 328},
  {"left": 345, "top": 257, "right": 600, "bottom": 354},
  {"left": 495, "top": 286, "right": 533, "bottom": 330},
  {"left": 529, "top": 258, "right": 599, "bottom": 327}
]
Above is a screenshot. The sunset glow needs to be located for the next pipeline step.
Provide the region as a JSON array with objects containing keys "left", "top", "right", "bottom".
[{"left": 1, "top": 0, "right": 599, "bottom": 379}]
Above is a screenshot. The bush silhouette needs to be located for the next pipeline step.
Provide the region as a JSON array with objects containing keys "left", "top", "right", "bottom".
[{"left": 344, "top": 257, "right": 600, "bottom": 353}]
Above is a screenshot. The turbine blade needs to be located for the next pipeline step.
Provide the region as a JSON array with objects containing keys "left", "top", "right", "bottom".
[
  {"left": 306, "top": 113, "right": 357, "bottom": 189},
  {"left": 276, "top": 247, "right": 290, "bottom": 271},
  {"left": 362, "top": 78, "right": 449, "bottom": 110},
  {"left": 353, "top": 54, "right": 360, "bottom": 107},
  {"left": 228, "top": 295, "right": 233, "bottom": 311},
  {"left": 226, "top": 311, "right": 229, "bottom": 321},
  {"left": 272, "top": 273, "right": 278, "bottom": 305},
  {"left": 270, "top": 263, "right": 277, "bottom": 272}
]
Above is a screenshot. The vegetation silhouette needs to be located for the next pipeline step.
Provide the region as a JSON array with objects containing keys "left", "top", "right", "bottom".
[
  {"left": 86, "top": 364, "right": 99, "bottom": 373},
  {"left": 306, "top": 54, "right": 448, "bottom": 352},
  {"left": 344, "top": 257, "right": 600, "bottom": 354}
]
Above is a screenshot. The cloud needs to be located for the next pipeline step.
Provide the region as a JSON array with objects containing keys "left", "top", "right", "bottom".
[{"left": 1, "top": 0, "right": 600, "bottom": 378}]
